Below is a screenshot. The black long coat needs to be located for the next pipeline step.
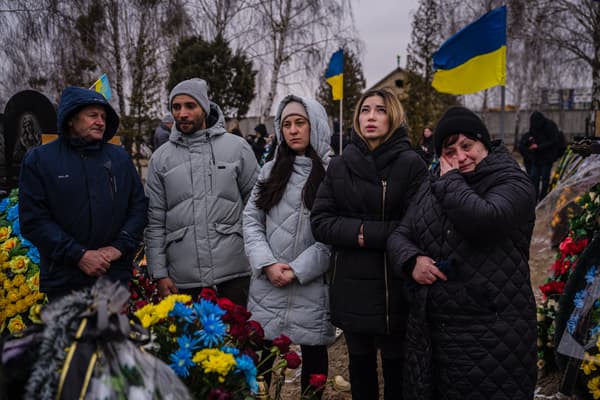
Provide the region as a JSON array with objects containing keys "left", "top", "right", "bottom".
[
  {"left": 388, "top": 143, "right": 538, "bottom": 399},
  {"left": 310, "top": 128, "right": 427, "bottom": 335}
]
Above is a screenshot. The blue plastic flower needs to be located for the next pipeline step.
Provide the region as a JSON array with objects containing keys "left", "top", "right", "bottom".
[
  {"left": 194, "top": 298, "right": 226, "bottom": 318},
  {"left": 196, "top": 313, "right": 226, "bottom": 347},
  {"left": 587, "top": 266, "right": 598, "bottom": 284},
  {"left": 169, "top": 348, "right": 195, "bottom": 377},
  {"left": 574, "top": 290, "right": 587, "bottom": 309},
  {"left": 221, "top": 346, "right": 240, "bottom": 356},
  {"left": 567, "top": 313, "right": 580, "bottom": 334},
  {"left": 169, "top": 301, "right": 195, "bottom": 323},
  {"left": 590, "top": 325, "right": 600, "bottom": 339},
  {"left": 0, "top": 198, "right": 10, "bottom": 212},
  {"left": 176, "top": 334, "right": 201, "bottom": 352},
  {"left": 7, "top": 204, "right": 18, "bottom": 221},
  {"left": 235, "top": 354, "right": 258, "bottom": 393},
  {"left": 11, "top": 219, "right": 20, "bottom": 236},
  {"left": 26, "top": 247, "right": 40, "bottom": 264}
]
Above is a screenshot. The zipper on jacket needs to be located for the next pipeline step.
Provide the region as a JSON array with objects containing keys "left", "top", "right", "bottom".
[
  {"left": 381, "top": 179, "right": 391, "bottom": 334},
  {"left": 331, "top": 251, "right": 338, "bottom": 286}
]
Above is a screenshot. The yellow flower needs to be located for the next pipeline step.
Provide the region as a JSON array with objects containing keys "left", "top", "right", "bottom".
[
  {"left": 27, "top": 272, "right": 40, "bottom": 290},
  {"left": 582, "top": 353, "right": 598, "bottom": 375},
  {"left": 168, "top": 324, "right": 177, "bottom": 333},
  {"left": 1, "top": 237, "right": 19, "bottom": 252},
  {"left": 28, "top": 304, "right": 42, "bottom": 324},
  {"left": 7, "top": 291, "right": 20, "bottom": 302},
  {"left": 0, "top": 251, "right": 9, "bottom": 264},
  {"left": 4, "top": 305, "right": 16, "bottom": 319},
  {"left": 7, "top": 315, "right": 26, "bottom": 334},
  {"left": 19, "top": 284, "right": 30, "bottom": 297},
  {"left": 588, "top": 376, "right": 600, "bottom": 399},
  {"left": 12, "top": 273, "right": 26, "bottom": 287},
  {"left": 193, "top": 348, "right": 236, "bottom": 377},
  {"left": 0, "top": 226, "right": 11, "bottom": 242},
  {"left": 9, "top": 256, "right": 30, "bottom": 274}
]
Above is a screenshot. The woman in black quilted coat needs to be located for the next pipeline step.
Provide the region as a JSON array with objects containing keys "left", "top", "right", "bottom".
[
  {"left": 388, "top": 106, "right": 537, "bottom": 399},
  {"left": 311, "top": 88, "right": 427, "bottom": 400}
]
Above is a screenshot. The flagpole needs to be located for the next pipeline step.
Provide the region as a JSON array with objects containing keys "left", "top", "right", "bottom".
[
  {"left": 500, "top": 86, "right": 505, "bottom": 143},
  {"left": 339, "top": 99, "right": 343, "bottom": 155}
]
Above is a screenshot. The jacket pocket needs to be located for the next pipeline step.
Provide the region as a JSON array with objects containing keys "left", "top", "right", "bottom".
[{"left": 166, "top": 227, "right": 187, "bottom": 249}]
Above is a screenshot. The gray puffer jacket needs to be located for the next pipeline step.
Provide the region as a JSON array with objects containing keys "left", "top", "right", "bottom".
[
  {"left": 145, "top": 103, "right": 259, "bottom": 288},
  {"left": 243, "top": 95, "right": 335, "bottom": 345}
]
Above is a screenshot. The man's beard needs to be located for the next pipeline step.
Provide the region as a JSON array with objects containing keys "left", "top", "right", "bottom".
[{"left": 176, "top": 119, "right": 203, "bottom": 134}]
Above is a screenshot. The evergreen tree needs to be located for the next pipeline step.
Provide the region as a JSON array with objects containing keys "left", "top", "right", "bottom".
[
  {"left": 316, "top": 48, "right": 366, "bottom": 136},
  {"left": 167, "top": 35, "right": 256, "bottom": 119},
  {"left": 405, "top": 0, "right": 458, "bottom": 146}
]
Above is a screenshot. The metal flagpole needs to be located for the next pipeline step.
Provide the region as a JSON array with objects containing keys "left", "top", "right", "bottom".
[
  {"left": 500, "top": 86, "right": 505, "bottom": 142},
  {"left": 339, "top": 98, "right": 343, "bottom": 155}
]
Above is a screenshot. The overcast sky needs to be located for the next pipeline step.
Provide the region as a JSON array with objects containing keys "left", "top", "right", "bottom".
[{"left": 353, "top": 0, "right": 420, "bottom": 88}]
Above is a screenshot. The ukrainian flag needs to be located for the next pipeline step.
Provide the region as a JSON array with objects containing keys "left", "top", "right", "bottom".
[
  {"left": 326, "top": 49, "right": 344, "bottom": 101},
  {"left": 432, "top": 5, "right": 506, "bottom": 95},
  {"left": 92, "top": 73, "right": 112, "bottom": 100}
]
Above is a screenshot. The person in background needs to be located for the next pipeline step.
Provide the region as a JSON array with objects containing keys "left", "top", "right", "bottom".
[
  {"left": 19, "top": 86, "right": 148, "bottom": 302},
  {"left": 145, "top": 78, "right": 259, "bottom": 306},
  {"left": 251, "top": 123, "right": 268, "bottom": 162},
  {"left": 227, "top": 118, "right": 243, "bottom": 137},
  {"left": 415, "top": 126, "right": 435, "bottom": 166},
  {"left": 153, "top": 113, "right": 174, "bottom": 150},
  {"left": 518, "top": 131, "right": 534, "bottom": 175},
  {"left": 311, "top": 87, "right": 428, "bottom": 400},
  {"left": 388, "top": 106, "right": 537, "bottom": 399},
  {"left": 243, "top": 95, "right": 335, "bottom": 397},
  {"left": 259, "top": 133, "right": 277, "bottom": 167},
  {"left": 527, "top": 111, "right": 559, "bottom": 201}
]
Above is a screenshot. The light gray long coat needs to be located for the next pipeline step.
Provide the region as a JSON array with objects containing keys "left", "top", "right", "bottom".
[
  {"left": 243, "top": 95, "right": 335, "bottom": 346},
  {"left": 145, "top": 103, "right": 259, "bottom": 288}
]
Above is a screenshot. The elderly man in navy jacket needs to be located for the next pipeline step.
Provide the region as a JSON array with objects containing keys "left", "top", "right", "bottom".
[{"left": 18, "top": 87, "right": 148, "bottom": 301}]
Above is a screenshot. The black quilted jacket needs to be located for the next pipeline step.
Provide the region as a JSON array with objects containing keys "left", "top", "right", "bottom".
[
  {"left": 387, "top": 143, "right": 538, "bottom": 399},
  {"left": 311, "top": 128, "right": 427, "bottom": 335}
]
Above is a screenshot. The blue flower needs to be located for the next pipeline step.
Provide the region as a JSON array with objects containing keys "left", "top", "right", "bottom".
[
  {"left": 19, "top": 235, "right": 33, "bottom": 249},
  {"left": 574, "top": 290, "right": 587, "bottom": 309},
  {"left": 169, "top": 348, "right": 195, "bottom": 377},
  {"left": 567, "top": 313, "right": 580, "bottom": 334},
  {"left": 221, "top": 346, "right": 240, "bottom": 356},
  {"left": 7, "top": 204, "right": 18, "bottom": 222},
  {"left": 0, "top": 197, "right": 10, "bottom": 212},
  {"left": 11, "top": 219, "right": 20, "bottom": 236},
  {"left": 26, "top": 247, "right": 40, "bottom": 264},
  {"left": 169, "top": 301, "right": 195, "bottom": 323},
  {"left": 196, "top": 313, "right": 226, "bottom": 347},
  {"left": 587, "top": 266, "right": 598, "bottom": 284},
  {"left": 590, "top": 325, "right": 600, "bottom": 339},
  {"left": 194, "top": 298, "right": 226, "bottom": 318},
  {"left": 235, "top": 354, "right": 258, "bottom": 393},
  {"left": 176, "top": 334, "right": 201, "bottom": 352}
]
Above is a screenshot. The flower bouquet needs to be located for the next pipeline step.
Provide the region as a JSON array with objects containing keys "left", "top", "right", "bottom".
[
  {"left": 128, "top": 249, "right": 160, "bottom": 314},
  {"left": 135, "top": 288, "right": 301, "bottom": 399},
  {"left": 0, "top": 189, "right": 46, "bottom": 336}
]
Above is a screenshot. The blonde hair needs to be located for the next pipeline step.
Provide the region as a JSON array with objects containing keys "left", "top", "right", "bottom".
[{"left": 353, "top": 87, "right": 406, "bottom": 143}]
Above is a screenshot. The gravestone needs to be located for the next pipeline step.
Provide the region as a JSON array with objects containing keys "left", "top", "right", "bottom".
[{"left": 1, "top": 90, "right": 57, "bottom": 190}]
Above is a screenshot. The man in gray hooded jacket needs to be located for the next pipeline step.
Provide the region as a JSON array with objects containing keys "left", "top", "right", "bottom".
[{"left": 145, "top": 78, "right": 259, "bottom": 305}]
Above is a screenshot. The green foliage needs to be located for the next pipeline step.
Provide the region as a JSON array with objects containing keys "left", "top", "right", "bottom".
[
  {"left": 167, "top": 35, "right": 256, "bottom": 119},
  {"left": 404, "top": 0, "right": 458, "bottom": 146},
  {"left": 316, "top": 48, "right": 366, "bottom": 134}
]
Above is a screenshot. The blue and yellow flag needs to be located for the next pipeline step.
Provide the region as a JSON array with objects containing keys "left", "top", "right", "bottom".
[
  {"left": 92, "top": 73, "right": 112, "bottom": 100},
  {"left": 432, "top": 5, "right": 506, "bottom": 95},
  {"left": 326, "top": 49, "right": 344, "bottom": 101}
]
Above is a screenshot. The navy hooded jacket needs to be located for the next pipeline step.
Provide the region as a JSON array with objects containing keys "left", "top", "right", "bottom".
[{"left": 18, "top": 87, "right": 148, "bottom": 294}]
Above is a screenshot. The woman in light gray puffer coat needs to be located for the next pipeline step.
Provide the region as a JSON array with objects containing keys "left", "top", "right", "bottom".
[{"left": 243, "top": 95, "right": 335, "bottom": 395}]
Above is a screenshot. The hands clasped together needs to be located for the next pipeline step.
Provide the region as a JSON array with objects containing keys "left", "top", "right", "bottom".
[
  {"left": 77, "top": 246, "right": 122, "bottom": 278},
  {"left": 264, "top": 263, "right": 295, "bottom": 288}
]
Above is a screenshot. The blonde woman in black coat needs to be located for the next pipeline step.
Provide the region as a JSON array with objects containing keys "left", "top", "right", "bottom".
[{"left": 311, "top": 88, "right": 427, "bottom": 400}]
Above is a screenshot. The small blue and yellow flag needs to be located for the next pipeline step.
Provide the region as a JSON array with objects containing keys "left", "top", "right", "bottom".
[
  {"left": 432, "top": 5, "right": 506, "bottom": 95},
  {"left": 92, "top": 73, "right": 112, "bottom": 100},
  {"left": 326, "top": 49, "right": 344, "bottom": 101}
]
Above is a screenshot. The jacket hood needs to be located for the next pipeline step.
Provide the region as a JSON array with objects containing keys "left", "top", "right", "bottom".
[
  {"left": 170, "top": 102, "right": 227, "bottom": 143},
  {"left": 530, "top": 111, "right": 545, "bottom": 131},
  {"left": 56, "top": 86, "right": 119, "bottom": 141},
  {"left": 274, "top": 95, "right": 331, "bottom": 162}
]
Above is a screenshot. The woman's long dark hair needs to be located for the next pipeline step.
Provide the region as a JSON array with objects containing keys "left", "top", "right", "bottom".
[{"left": 255, "top": 140, "right": 325, "bottom": 212}]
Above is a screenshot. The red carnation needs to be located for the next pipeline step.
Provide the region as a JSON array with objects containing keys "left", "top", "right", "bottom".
[
  {"left": 283, "top": 351, "right": 302, "bottom": 369},
  {"left": 224, "top": 304, "right": 251, "bottom": 326},
  {"left": 229, "top": 323, "right": 249, "bottom": 341},
  {"left": 309, "top": 374, "right": 327, "bottom": 390},
  {"left": 200, "top": 288, "right": 218, "bottom": 302},
  {"left": 218, "top": 297, "right": 236, "bottom": 314},
  {"left": 272, "top": 335, "right": 292, "bottom": 354},
  {"left": 539, "top": 281, "right": 565, "bottom": 299},
  {"left": 246, "top": 320, "right": 265, "bottom": 346}
]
